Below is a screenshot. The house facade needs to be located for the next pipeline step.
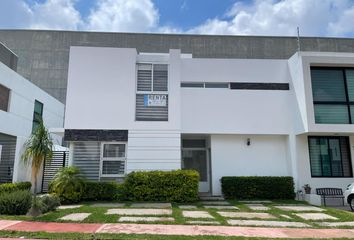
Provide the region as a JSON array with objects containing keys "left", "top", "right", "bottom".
[
  {"left": 64, "top": 46, "right": 354, "bottom": 196},
  {"left": 0, "top": 42, "right": 65, "bottom": 190}
]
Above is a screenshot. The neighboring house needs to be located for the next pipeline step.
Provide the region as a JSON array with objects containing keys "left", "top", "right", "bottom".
[
  {"left": 0, "top": 42, "right": 65, "bottom": 191},
  {"left": 64, "top": 46, "right": 354, "bottom": 196}
]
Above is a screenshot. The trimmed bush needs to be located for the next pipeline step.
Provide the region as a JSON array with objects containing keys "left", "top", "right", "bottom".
[
  {"left": 82, "top": 181, "right": 123, "bottom": 201},
  {"left": 49, "top": 167, "right": 84, "bottom": 203},
  {"left": 221, "top": 176, "right": 295, "bottom": 200},
  {"left": 0, "top": 182, "right": 31, "bottom": 194},
  {"left": 123, "top": 170, "right": 199, "bottom": 202},
  {"left": 0, "top": 190, "right": 32, "bottom": 215},
  {"left": 40, "top": 194, "right": 61, "bottom": 213}
]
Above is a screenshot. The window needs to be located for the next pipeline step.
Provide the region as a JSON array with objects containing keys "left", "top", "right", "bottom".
[
  {"left": 180, "top": 82, "right": 229, "bottom": 88},
  {"left": 136, "top": 63, "right": 168, "bottom": 121},
  {"left": 311, "top": 67, "right": 354, "bottom": 124},
  {"left": 100, "top": 143, "right": 126, "bottom": 177},
  {"left": 0, "top": 84, "right": 10, "bottom": 112},
  {"left": 32, "top": 100, "right": 43, "bottom": 133},
  {"left": 308, "top": 136, "right": 353, "bottom": 177}
]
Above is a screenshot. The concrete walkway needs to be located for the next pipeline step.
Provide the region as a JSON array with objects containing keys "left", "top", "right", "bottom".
[{"left": 1, "top": 220, "right": 354, "bottom": 238}]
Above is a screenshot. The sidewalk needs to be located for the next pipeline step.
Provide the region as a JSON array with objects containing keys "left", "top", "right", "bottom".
[{"left": 1, "top": 220, "right": 354, "bottom": 239}]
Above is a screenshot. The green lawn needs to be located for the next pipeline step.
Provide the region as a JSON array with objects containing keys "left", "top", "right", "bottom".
[
  {"left": 0, "top": 231, "right": 351, "bottom": 240},
  {"left": 1, "top": 200, "right": 354, "bottom": 229}
]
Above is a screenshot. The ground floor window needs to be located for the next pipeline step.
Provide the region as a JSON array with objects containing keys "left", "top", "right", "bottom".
[
  {"left": 100, "top": 142, "right": 126, "bottom": 177},
  {"left": 308, "top": 136, "right": 353, "bottom": 177}
]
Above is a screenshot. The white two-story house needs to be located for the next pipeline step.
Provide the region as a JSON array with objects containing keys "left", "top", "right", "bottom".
[
  {"left": 0, "top": 42, "right": 65, "bottom": 191},
  {"left": 64, "top": 46, "right": 354, "bottom": 196}
]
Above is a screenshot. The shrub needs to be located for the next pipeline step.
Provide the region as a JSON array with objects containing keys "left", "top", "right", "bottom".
[
  {"left": 221, "top": 176, "right": 295, "bottom": 200},
  {"left": 0, "top": 190, "right": 32, "bottom": 215},
  {"left": 49, "top": 167, "right": 84, "bottom": 203},
  {"left": 123, "top": 170, "right": 199, "bottom": 202},
  {"left": 82, "top": 181, "right": 123, "bottom": 201},
  {"left": 0, "top": 182, "right": 31, "bottom": 194},
  {"left": 40, "top": 194, "right": 61, "bottom": 213}
]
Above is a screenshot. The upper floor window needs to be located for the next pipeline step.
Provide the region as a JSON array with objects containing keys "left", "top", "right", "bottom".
[
  {"left": 311, "top": 67, "right": 354, "bottom": 124},
  {"left": 308, "top": 136, "right": 353, "bottom": 177},
  {"left": 136, "top": 63, "right": 168, "bottom": 121},
  {"left": 0, "top": 84, "right": 10, "bottom": 112},
  {"left": 32, "top": 100, "right": 43, "bottom": 133}
]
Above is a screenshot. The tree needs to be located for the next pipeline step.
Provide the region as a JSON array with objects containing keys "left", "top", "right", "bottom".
[{"left": 21, "top": 121, "right": 53, "bottom": 194}]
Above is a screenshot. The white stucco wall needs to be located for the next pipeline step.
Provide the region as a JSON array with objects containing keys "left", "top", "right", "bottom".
[
  {"left": 0, "top": 61, "right": 65, "bottom": 186},
  {"left": 180, "top": 58, "right": 293, "bottom": 134},
  {"left": 210, "top": 134, "right": 291, "bottom": 196},
  {"left": 65, "top": 47, "right": 183, "bottom": 173}
]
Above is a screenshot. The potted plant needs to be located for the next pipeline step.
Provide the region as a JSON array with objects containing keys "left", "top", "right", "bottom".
[{"left": 303, "top": 184, "right": 311, "bottom": 194}]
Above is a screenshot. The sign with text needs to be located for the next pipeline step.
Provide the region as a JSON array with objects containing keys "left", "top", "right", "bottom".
[{"left": 144, "top": 94, "right": 167, "bottom": 107}]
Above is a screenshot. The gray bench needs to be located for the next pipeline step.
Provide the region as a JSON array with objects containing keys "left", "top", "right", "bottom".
[{"left": 316, "top": 188, "right": 344, "bottom": 206}]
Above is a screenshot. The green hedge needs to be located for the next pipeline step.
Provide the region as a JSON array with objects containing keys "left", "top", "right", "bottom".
[
  {"left": 82, "top": 181, "right": 123, "bottom": 201},
  {"left": 0, "top": 182, "right": 32, "bottom": 194},
  {"left": 0, "top": 190, "right": 32, "bottom": 215},
  {"left": 123, "top": 170, "right": 199, "bottom": 202},
  {"left": 221, "top": 176, "right": 295, "bottom": 200}
]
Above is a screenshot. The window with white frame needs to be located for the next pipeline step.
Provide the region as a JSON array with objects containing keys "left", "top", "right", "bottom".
[
  {"left": 100, "top": 143, "right": 126, "bottom": 177},
  {"left": 136, "top": 63, "right": 168, "bottom": 121}
]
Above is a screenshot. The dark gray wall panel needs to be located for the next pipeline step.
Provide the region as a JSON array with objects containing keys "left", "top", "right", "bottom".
[{"left": 0, "top": 42, "right": 17, "bottom": 71}]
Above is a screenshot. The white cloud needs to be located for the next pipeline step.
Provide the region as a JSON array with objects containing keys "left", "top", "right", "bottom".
[
  {"left": 30, "top": 0, "right": 83, "bottom": 30},
  {"left": 0, "top": 0, "right": 32, "bottom": 29},
  {"left": 189, "top": 0, "right": 354, "bottom": 37},
  {"left": 0, "top": 0, "right": 354, "bottom": 37},
  {"left": 86, "top": 0, "right": 159, "bottom": 32},
  {"left": 0, "top": 0, "right": 82, "bottom": 30},
  {"left": 328, "top": 5, "right": 354, "bottom": 36}
]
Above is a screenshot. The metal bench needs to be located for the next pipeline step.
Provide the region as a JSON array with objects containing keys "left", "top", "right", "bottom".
[{"left": 316, "top": 188, "right": 344, "bottom": 206}]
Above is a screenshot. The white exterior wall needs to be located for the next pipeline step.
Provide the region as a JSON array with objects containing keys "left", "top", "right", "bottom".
[
  {"left": 0, "top": 61, "right": 65, "bottom": 186},
  {"left": 65, "top": 47, "right": 182, "bottom": 173},
  {"left": 210, "top": 135, "right": 291, "bottom": 196},
  {"left": 180, "top": 58, "right": 292, "bottom": 134},
  {"left": 65, "top": 47, "right": 354, "bottom": 197}
]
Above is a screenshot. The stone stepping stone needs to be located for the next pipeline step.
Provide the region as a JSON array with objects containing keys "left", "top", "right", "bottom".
[
  {"left": 106, "top": 208, "right": 172, "bottom": 216},
  {"left": 204, "top": 205, "right": 238, "bottom": 210},
  {"left": 280, "top": 214, "right": 292, "bottom": 219},
  {"left": 227, "top": 219, "right": 309, "bottom": 227},
  {"left": 57, "top": 205, "right": 82, "bottom": 210},
  {"left": 200, "top": 201, "right": 230, "bottom": 205},
  {"left": 118, "top": 217, "right": 174, "bottom": 222},
  {"left": 187, "top": 220, "right": 220, "bottom": 225},
  {"left": 179, "top": 205, "right": 197, "bottom": 209},
  {"left": 182, "top": 210, "right": 214, "bottom": 219},
  {"left": 246, "top": 204, "right": 270, "bottom": 211},
  {"left": 274, "top": 205, "right": 324, "bottom": 212},
  {"left": 130, "top": 203, "right": 171, "bottom": 208},
  {"left": 239, "top": 200, "right": 272, "bottom": 203},
  {"left": 295, "top": 213, "right": 338, "bottom": 220},
  {"left": 318, "top": 222, "right": 354, "bottom": 227},
  {"left": 60, "top": 213, "right": 91, "bottom": 221},
  {"left": 218, "top": 212, "right": 276, "bottom": 219},
  {"left": 90, "top": 203, "right": 125, "bottom": 207}
]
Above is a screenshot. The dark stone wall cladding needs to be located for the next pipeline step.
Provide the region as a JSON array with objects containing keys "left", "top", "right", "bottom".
[{"left": 64, "top": 129, "right": 128, "bottom": 141}]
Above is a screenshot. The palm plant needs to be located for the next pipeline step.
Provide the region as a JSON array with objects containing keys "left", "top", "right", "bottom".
[
  {"left": 49, "top": 166, "right": 84, "bottom": 203},
  {"left": 21, "top": 120, "right": 53, "bottom": 194}
]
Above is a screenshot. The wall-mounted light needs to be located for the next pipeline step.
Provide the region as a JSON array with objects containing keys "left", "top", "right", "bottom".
[{"left": 247, "top": 138, "right": 251, "bottom": 146}]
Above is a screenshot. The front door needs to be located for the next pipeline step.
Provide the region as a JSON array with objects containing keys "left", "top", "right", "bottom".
[{"left": 181, "top": 139, "right": 210, "bottom": 193}]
